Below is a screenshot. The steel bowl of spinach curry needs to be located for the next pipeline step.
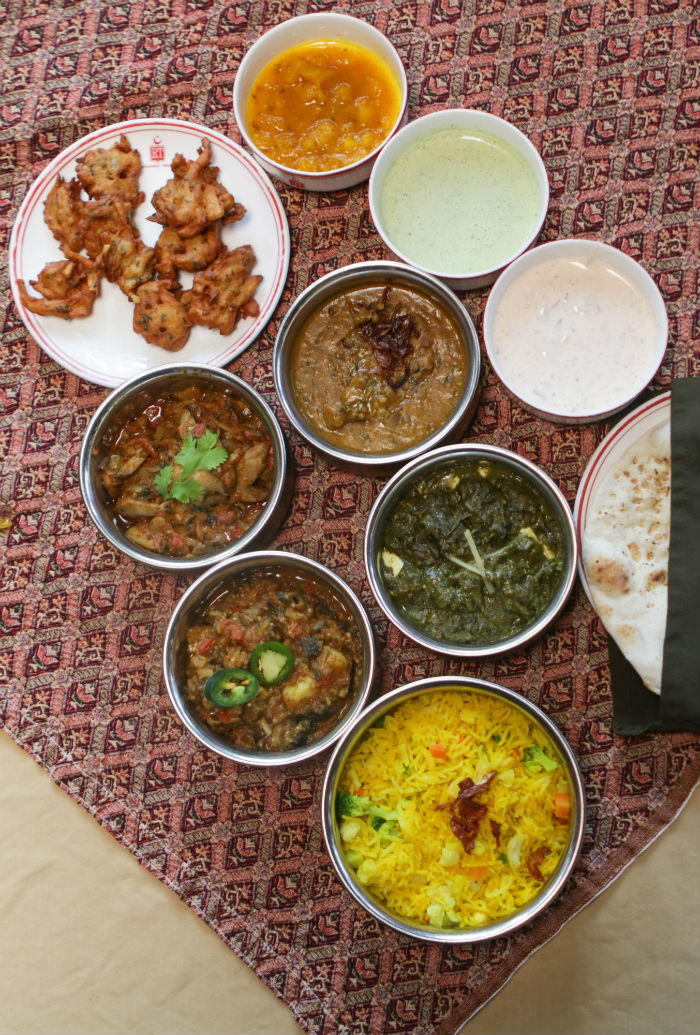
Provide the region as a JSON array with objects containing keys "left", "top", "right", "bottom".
[{"left": 364, "top": 444, "right": 577, "bottom": 656}]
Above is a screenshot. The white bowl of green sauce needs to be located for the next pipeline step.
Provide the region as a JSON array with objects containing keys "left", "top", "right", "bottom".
[{"left": 368, "top": 109, "right": 549, "bottom": 290}]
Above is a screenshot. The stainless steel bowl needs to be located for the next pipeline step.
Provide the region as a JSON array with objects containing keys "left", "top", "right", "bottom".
[
  {"left": 322, "top": 675, "right": 585, "bottom": 944},
  {"left": 273, "top": 261, "right": 481, "bottom": 471},
  {"left": 364, "top": 443, "right": 577, "bottom": 656},
  {"left": 79, "top": 363, "right": 291, "bottom": 572},
  {"left": 162, "top": 550, "right": 377, "bottom": 766}
]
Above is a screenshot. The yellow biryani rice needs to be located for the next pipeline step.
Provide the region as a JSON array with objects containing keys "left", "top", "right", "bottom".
[{"left": 336, "top": 688, "right": 573, "bottom": 929}]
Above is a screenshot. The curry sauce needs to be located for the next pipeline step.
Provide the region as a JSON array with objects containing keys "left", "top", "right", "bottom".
[
  {"left": 290, "top": 284, "right": 468, "bottom": 454},
  {"left": 247, "top": 39, "right": 401, "bottom": 172}
]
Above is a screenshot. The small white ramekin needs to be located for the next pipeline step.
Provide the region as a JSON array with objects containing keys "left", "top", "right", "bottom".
[
  {"left": 368, "top": 108, "right": 550, "bottom": 290},
  {"left": 233, "top": 13, "right": 408, "bottom": 192}
]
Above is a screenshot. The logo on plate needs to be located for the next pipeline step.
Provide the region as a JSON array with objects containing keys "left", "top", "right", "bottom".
[{"left": 150, "top": 137, "right": 165, "bottom": 162}]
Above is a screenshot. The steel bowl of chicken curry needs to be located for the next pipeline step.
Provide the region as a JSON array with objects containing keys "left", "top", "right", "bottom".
[
  {"left": 80, "top": 363, "right": 291, "bottom": 571},
  {"left": 273, "top": 261, "right": 480, "bottom": 470},
  {"left": 163, "top": 549, "right": 377, "bottom": 765}
]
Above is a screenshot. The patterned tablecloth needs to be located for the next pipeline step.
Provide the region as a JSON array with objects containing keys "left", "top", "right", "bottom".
[{"left": 1, "top": 2, "right": 698, "bottom": 1033}]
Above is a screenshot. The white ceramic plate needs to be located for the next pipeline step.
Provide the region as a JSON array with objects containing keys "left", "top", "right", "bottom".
[
  {"left": 574, "top": 392, "right": 670, "bottom": 629},
  {"left": 9, "top": 118, "right": 290, "bottom": 387}
]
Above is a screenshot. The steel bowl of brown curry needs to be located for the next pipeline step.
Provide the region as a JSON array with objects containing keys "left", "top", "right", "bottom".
[
  {"left": 163, "top": 550, "right": 377, "bottom": 765},
  {"left": 273, "top": 261, "right": 480, "bottom": 470},
  {"left": 364, "top": 444, "right": 577, "bottom": 657},
  {"left": 80, "top": 364, "right": 291, "bottom": 571}
]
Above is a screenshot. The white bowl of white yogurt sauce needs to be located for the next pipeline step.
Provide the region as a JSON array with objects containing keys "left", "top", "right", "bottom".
[
  {"left": 368, "top": 109, "right": 549, "bottom": 290},
  {"left": 483, "top": 239, "right": 668, "bottom": 424}
]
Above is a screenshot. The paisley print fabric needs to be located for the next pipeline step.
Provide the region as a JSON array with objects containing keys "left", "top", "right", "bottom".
[{"left": 1, "top": 2, "right": 698, "bottom": 1033}]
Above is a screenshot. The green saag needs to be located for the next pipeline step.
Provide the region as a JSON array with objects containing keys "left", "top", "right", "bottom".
[{"left": 380, "top": 459, "right": 565, "bottom": 644}]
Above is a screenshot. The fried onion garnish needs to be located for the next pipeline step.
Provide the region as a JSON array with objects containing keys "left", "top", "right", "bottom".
[
  {"left": 181, "top": 244, "right": 262, "bottom": 336},
  {"left": 148, "top": 138, "right": 245, "bottom": 238},
  {"left": 17, "top": 251, "right": 101, "bottom": 319},
  {"left": 76, "top": 134, "right": 144, "bottom": 205},
  {"left": 133, "top": 281, "right": 191, "bottom": 351},
  {"left": 102, "top": 228, "right": 155, "bottom": 301}
]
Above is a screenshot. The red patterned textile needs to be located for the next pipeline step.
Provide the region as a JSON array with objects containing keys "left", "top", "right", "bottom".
[{"left": 1, "top": 2, "right": 698, "bottom": 1033}]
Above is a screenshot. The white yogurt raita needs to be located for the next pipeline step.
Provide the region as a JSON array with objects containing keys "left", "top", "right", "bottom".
[{"left": 489, "top": 254, "right": 662, "bottom": 418}]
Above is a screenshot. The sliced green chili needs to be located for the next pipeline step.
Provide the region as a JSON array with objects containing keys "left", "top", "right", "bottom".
[
  {"left": 203, "top": 668, "right": 259, "bottom": 708},
  {"left": 249, "top": 641, "right": 295, "bottom": 685}
]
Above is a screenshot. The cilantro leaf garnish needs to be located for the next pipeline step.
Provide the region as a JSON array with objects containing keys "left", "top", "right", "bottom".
[
  {"left": 154, "top": 464, "right": 173, "bottom": 499},
  {"left": 154, "top": 429, "right": 228, "bottom": 504}
]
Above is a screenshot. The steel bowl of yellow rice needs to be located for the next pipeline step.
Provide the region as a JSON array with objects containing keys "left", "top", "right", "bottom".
[{"left": 321, "top": 676, "right": 585, "bottom": 942}]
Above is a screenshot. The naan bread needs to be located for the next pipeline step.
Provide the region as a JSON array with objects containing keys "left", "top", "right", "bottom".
[{"left": 582, "top": 419, "right": 671, "bottom": 694}]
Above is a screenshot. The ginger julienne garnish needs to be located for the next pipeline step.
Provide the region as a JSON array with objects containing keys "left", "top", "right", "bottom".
[{"left": 17, "top": 134, "right": 262, "bottom": 349}]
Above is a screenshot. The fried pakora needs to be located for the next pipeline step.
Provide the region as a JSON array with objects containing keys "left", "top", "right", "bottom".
[
  {"left": 154, "top": 224, "right": 221, "bottom": 280},
  {"left": 19, "top": 133, "right": 262, "bottom": 351},
  {"left": 44, "top": 177, "right": 85, "bottom": 254},
  {"left": 182, "top": 245, "right": 262, "bottom": 336},
  {"left": 76, "top": 134, "right": 144, "bottom": 206},
  {"left": 133, "top": 281, "right": 191, "bottom": 351},
  {"left": 102, "top": 228, "right": 155, "bottom": 301},
  {"left": 149, "top": 138, "right": 245, "bottom": 238},
  {"left": 80, "top": 197, "right": 133, "bottom": 259},
  {"left": 17, "top": 251, "right": 101, "bottom": 319}
]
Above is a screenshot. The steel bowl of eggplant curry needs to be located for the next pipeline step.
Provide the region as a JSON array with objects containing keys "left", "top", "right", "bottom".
[{"left": 163, "top": 550, "right": 377, "bottom": 765}]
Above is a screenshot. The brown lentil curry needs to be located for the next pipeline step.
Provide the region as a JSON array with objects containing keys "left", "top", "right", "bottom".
[{"left": 290, "top": 284, "right": 468, "bottom": 454}]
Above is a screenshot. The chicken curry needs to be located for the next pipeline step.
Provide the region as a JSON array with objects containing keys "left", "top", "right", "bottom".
[
  {"left": 290, "top": 284, "right": 468, "bottom": 454},
  {"left": 96, "top": 383, "right": 274, "bottom": 557}
]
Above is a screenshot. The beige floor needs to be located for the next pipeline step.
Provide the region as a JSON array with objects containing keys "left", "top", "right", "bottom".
[{"left": 0, "top": 731, "right": 698, "bottom": 1035}]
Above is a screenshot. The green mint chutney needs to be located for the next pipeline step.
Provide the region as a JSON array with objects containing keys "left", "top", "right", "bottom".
[
  {"left": 380, "top": 458, "right": 565, "bottom": 645},
  {"left": 379, "top": 126, "right": 541, "bottom": 276}
]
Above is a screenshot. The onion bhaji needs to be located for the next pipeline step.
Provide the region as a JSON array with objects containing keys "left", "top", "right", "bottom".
[
  {"left": 80, "top": 198, "right": 133, "bottom": 259},
  {"left": 149, "top": 138, "right": 246, "bottom": 238},
  {"left": 102, "top": 228, "right": 155, "bottom": 301},
  {"left": 17, "top": 251, "right": 101, "bottom": 319},
  {"left": 154, "top": 224, "right": 221, "bottom": 279},
  {"left": 182, "top": 245, "right": 262, "bottom": 336},
  {"left": 44, "top": 177, "right": 85, "bottom": 254},
  {"left": 76, "top": 134, "right": 144, "bottom": 206},
  {"left": 133, "top": 281, "right": 191, "bottom": 351},
  {"left": 21, "top": 134, "right": 262, "bottom": 351}
]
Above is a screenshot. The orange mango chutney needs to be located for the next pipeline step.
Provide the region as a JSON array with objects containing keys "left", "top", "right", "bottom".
[{"left": 246, "top": 39, "right": 403, "bottom": 173}]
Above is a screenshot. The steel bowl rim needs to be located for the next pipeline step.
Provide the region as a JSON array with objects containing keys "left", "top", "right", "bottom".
[
  {"left": 162, "top": 548, "right": 377, "bottom": 766},
  {"left": 273, "top": 260, "right": 481, "bottom": 467},
  {"left": 368, "top": 108, "right": 550, "bottom": 285},
  {"left": 79, "top": 362, "right": 289, "bottom": 573},
  {"left": 232, "top": 12, "right": 409, "bottom": 187},
  {"left": 363, "top": 442, "right": 578, "bottom": 657},
  {"left": 321, "top": 673, "right": 586, "bottom": 943}
]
